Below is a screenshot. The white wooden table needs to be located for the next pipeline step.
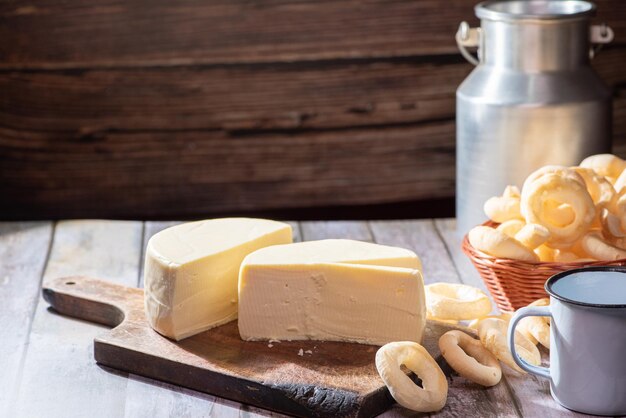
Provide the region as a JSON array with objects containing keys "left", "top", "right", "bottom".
[{"left": 0, "top": 219, "right": 593, "bottom": 417}]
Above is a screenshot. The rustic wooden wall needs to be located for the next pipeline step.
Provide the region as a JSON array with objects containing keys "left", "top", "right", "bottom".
[{"left": 1, "top": 0, "right": 625, "bottom": 220}]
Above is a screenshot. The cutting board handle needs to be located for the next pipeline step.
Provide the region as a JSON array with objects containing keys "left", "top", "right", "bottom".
[{"left": 42, "top": 276, "right": 144, "bottom": 327}]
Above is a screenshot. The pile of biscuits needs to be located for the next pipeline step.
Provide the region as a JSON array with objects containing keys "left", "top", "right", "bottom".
[
  {"left": 376, "top": 282, "right": 550, "bottom": 413},
  {"left": 469, "top": 154, "right": 626, "bottom": 262}
]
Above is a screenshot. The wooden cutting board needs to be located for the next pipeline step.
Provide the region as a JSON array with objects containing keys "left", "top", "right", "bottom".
[{"left": 42, "top": 276, "right": 469, "bottom": 418}]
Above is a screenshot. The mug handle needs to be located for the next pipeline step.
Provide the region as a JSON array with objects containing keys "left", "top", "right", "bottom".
[{"left": 508, "top": 306, "right": 551, "bottom": 379}]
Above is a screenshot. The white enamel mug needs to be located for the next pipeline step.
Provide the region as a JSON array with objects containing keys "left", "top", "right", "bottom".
[{"left": 508, "top": 266, "right": 626, "bottom": 416}]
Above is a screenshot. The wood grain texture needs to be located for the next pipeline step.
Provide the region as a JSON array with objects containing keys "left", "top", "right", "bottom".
[
  {"left": 3, "top": 48, "right": 626, "bottom": 133},
  {"left": 433, "top": 220, "right": 492, "bottom": 293},
  {"left": 0, "top": 222, "right": 53, "bottom": 416},
  {"left": 3, "top": 219, "right": 599, "bottom": 416},
  {"left": 0, "top": 0, "right": 624, "bottom": 68},
  {"left": 1, "top": 1, "right": 625, "bottom": 219},
  {"left": 0, "top": 122, "right": 456, "bottom": 220},
  {"left": 42, "top": 275, "right": 472, "bottom": 418},
  {"left": 369, "top": 220, "right": 460, "bottom": 285},
  {"left": 434, "top": 218, "right": 595, "bottom": 418},
  {"left": 0, "top": 59, "right": 466, "bottom": 132},
  {"left": 11, "top": 221, "right": 143, "bottom": 418},
  {"left": 300, "top": 221, "right": 518, "bottom": 418},
  {"left": 300, "top": 221, "right": 373, "bottom": 242}
]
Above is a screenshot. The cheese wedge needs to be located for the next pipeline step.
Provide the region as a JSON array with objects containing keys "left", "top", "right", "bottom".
[
  {"left": 238, "top": 239, "right": 426, "bottom": 345},
  {"left": 144, "top": 218, "right": 292, "bottom": 340}
]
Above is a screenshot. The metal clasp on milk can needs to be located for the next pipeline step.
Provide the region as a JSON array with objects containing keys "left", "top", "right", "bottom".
[
  {"left": 456, "top": 14, "right": 614, "bottom": 64},
  {"left": 454, "top": 0, "right": 614, "bottom": 235}
]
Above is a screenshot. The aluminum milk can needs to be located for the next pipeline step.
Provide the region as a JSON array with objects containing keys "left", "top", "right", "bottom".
[{"left": 455, "top": 0, "right": 614, "bottom": 234}]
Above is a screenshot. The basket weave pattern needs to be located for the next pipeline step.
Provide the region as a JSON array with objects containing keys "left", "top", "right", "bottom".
[{"left": 462, "top": 221, "right": 626, "bottom": 312}]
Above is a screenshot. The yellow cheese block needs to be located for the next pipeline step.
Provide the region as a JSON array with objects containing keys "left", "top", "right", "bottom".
[
  {"left": 144, "top": 218, "right": 292, "bottom": 340},
  {"left": 238, "top": 239, "right": 426, "bottom": 345}
]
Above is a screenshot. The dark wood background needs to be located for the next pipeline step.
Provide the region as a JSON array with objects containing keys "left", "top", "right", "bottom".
[{"left": 1, "top": 0, "right": 625, "bottom": 220}]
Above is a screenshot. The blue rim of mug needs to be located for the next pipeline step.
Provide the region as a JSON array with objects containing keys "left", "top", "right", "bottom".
[{"left": 545, "top": 266, "right": 626, "bottom": 309}]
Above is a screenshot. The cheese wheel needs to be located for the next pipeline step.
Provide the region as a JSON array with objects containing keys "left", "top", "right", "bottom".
[
  {"left": 238, "top": 239, "right": 426, "bottom": 345},
  {"left": 144, "top": 218, "right": 293, "bottom": 340}
]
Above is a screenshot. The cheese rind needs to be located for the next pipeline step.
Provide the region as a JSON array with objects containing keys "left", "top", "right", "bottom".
[
  {"left": 144, "top": 218, "right": 292, "bottom": 340},
  {"left": 240, "top": 239, "right": 422, "bottom": 270},
  {"left": 238, "top": 240, "right": 426, "bottom": 345}
]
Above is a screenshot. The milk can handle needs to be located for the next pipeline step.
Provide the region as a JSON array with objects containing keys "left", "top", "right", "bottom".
[
  {"left": 457, "top": 22, "right": 613, "bottom": 64},
  {"left": 456, "top": 22, "right": 481, "bottom": 66},
  {"left": 590, "top": 23, "right": 614, "bottom": 58}
]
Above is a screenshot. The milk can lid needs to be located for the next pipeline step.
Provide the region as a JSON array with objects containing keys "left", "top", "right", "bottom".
[{"left": 476, "top": 0, "right": 596, "bottom": 21}]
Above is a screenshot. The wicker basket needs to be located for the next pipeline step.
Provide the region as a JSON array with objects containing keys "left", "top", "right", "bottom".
[{"left": 462, "top": 221, "right": 626, "bottom": 312}]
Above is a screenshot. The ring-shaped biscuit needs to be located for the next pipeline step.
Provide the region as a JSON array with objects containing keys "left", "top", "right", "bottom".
[
  {"left": 425, "top": 282, "right": 492, "bottom": 320},
  {"left": 484, "top": 196, "right": 522, "bottom": 223},
  {"left": 580, "top": 154, "right": 626, "bottom": 182},
  {"left": 552, "top": 250, "right": 596, "bottom": 263},
  {"left": 468, "top": 313, "right": 512, "bottom": 330},
  {"left": 497, "top": 219, "right": 526, "bottom": 238},
  {"left": 521, "top": 172, "right": 596, "bottom": 247},
  {"left": 522, "top": 165, "right": 585, "bottom": 195},
  {"left": 503, "top": 185, "right": 521, "bottom": 199},
  {"left": 469, "top": 226, "right": 539, "bottom": 262},
  {"left": 521, "top": 166, "right": 585, "bottom": 229},
  {"left": 484, "top": 186, "right": 523, "bottom": 223},
  {"left": 477, "top": 318, "right": 540, "bottom": 373},
  {"left": 439, "top": 330, "right": 502, "bottom": 387},
  {"left": 534, "top": 244, "right": 556, "bottom": 262},
  {"left": 514, "top": 223, "right": 550, "bottom": 250},
  {"left": 614, "top": 169, "right": 626, "bottom": 193},
  {"left": 610, "top": 190, "right": 626, "bottom": 230},
  {"left": 518, "top": 299, "right": 550, "bottom": 349},
  {"left": 581, "top": 232, "right": 626, "bottom": 261},
  {"left": 426, "top": 314, "right": 459, "bottom": 325},
  {"left": 611, "top": 236, "right": 626, "bottom": 250},
  {"left": 375, "top": 341, "right": 448, "bottom": 412},
  {"left": 543, "top": 200, "right": 576, "bottom": 228},
  {"left": 601, "top": 208, "right": 626, "bottom": 238},
  {"left": 572, "top": 167, "right": 616, "bottom": 209}
]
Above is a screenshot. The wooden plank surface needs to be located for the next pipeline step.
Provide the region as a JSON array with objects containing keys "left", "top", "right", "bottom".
[
  {"left": 0, "top": 60, "right": 466, "bottom": 132},
  {"left": 300, "top": 221, "right": 372, "bottom": 242},
  {"left": 11, "top": 220, "right": 143, "bottom": 418},
  {"left": 433, "top": 219, "right": 491, "bottom": 294},
  {"left": 2, "top": 0, "right": 625, "bottom": 221},
  {"left": 4, "top": 48, "right": 626, "bottom": 133},
  {"left": 0, "top": 0, "right": 478, "bottom": 68},
  {"left": 1, "top": 0, "right": 624, "bottom": 68},
  {"left": 0, "top": 222, "right": 53, "bottom": 416},
  {"left": 0, "top": 219, "right": 599, "bottom": 416},
  {"left": 0, "top": 122, "right": 456, "bottom": 220},
  {"left": 435, "top": 218, "right": 595, "bottom": 418}
]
